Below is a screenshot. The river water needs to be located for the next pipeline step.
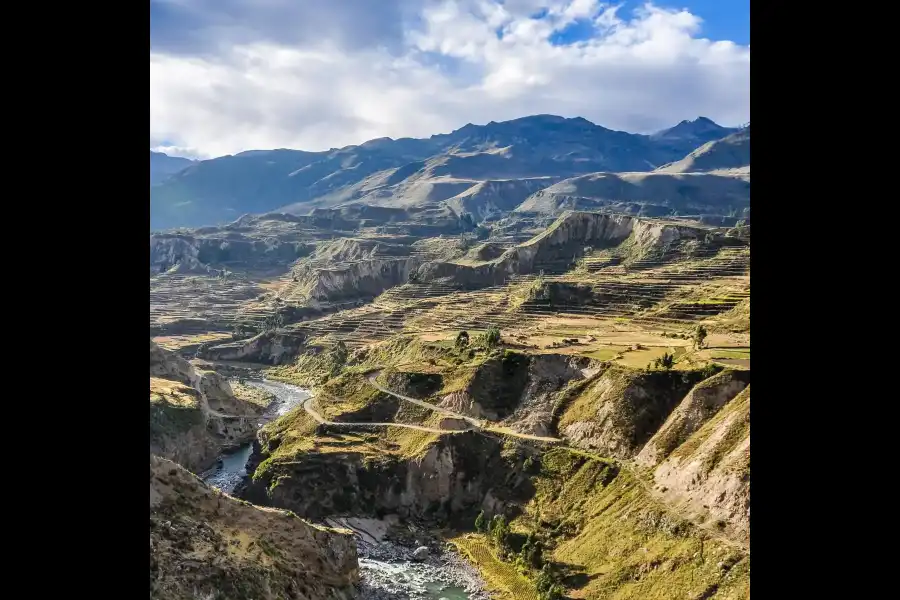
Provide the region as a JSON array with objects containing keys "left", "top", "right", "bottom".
[{"left": 201, "top": 378, "right": 487, "bottom": 600}]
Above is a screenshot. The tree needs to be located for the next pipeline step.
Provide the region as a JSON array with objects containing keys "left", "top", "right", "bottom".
[
  {"left": 536, "top": 565, "right": 563, "bottom": 600},
  {"left": 484, "top": 327, "right": 501, "bottom": 348},
  {"left": 474, "top": 510, "right": 486, "bottom": 532},
  {"left": 455, "top": 331, "right": 470, "bottom": 349},
  {"left": 263, "top": 312, "right": 285, "bottom": 332},
  {"left": 490, "top": 515, "right": 510, "bottom": 550},
  {"left": 520, "top": 532, "right": 544, "bottom": 568},
  {"left": 693, "top": 324, "right": 708, "bottom": 349},
  {"left": 654, "top": 352, "right": 675, "bottom": 370}
]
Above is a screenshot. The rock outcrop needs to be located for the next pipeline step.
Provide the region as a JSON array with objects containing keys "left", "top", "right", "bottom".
[
  {"left": 437, "top": 352, "right": 531, "bottom": 421},
  {"left": 501, "top": 353, "right": 601, "bottom": 437},
  {"left": 636, "top": 369, "right": 750, "bottom": 467},
  {"left": 199, "top": 329, "right": 308, "bottom": 365},
  {"left": 243, "top": 431, "right": 526, "bottom": 523},
  {"left": 302, "top": 257, "right": 419, "bottom": 303},
  {"left": 556, "top": 366, "right": 711, "bottom": 460},
  {"left": 149, "top": 340, "right": 260, "bottom": 472},
  {"left": 150, "top": 454, "right": 359, "bottom": 600},
  {"left": 413, "top": 211, "right": 710, "bottom": 288}
]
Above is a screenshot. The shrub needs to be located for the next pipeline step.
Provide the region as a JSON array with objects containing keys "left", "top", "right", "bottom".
[
  {"left": 455, "top": 331, "right": 470, "bottom": 349},
  {"left": 654, "top": 352, "right": 675, "bottom": 370},
  {"left": 484, "top": 327, "right": 501, "bottom": 348}
]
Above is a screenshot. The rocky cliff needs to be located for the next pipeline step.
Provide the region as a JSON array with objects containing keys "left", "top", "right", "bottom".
[
  {"left": 652, "top": 385, "right": 751, "bottom": 542},
  {"left": 149, "top": 340, "right": 261, "bottom": 472},
  {"left": 198, "top": 330, "right": 309, "bottom": 365},
  {"left": 302, "top": 257, "right": 419, "bottom": 303},
  {"left": 434, "top": 352, "right": 600, "bottom": 436},
  {"left": 150, "top": 231, "right": 312, "bottom": 272},
  {"left": 556, "top": 366, "right": 713, "bottom": 460},
  {"left": 242, "top": 430, "right": 526, "bottom": 524},
  {"left": 636, "top": 369, "right": 750, "bottom": 467},
  {"left": 413, "top": 211, "right": 709, "bottom": 287},
  {"left": 150, "top": 454, "right": 359, "bottom": 600}
]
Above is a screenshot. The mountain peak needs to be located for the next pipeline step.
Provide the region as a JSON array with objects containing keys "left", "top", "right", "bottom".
[{"left": 651, "top": 116, "right": 734, "bottom": 142}]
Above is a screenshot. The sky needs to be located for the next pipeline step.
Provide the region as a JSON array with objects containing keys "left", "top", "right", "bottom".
[{"left": 150, "top": 0, "right": 750, "bottom": 159}]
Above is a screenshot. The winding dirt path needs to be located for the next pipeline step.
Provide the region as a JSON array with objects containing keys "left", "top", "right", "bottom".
[
  {"left": 301, "top": 395, "right": 453, "bottom": 434},
  {"left": 366, "top": 370, "right": 562, "bottom": 444}
]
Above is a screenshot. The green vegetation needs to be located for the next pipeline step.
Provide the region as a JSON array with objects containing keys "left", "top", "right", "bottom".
[
  {"left": 482, "top": 327, "right": 501, "bottom": 348},
  {"left": 451, "top": 535, "right": 539, "bottom": 600},
  {"left": 475, "top": 510, "right": 486, "bottom": 532},
  {"left": 327, "top": 341, "right": 349, "bottom": 377},
  {"left": 515, "top": 448, "right": 748, "bottom": 599},
  {"left": 693, "top": 324, "right": 708, "bottom": 349},
  {"left": 263, "top": 312, "right": 284, "bottom": 332},
  {"left": 654, "top": 351, "right": 675, "bottom": 370},
  {"left": 455, "top": 331, "right": 470, "bottom": 349}
]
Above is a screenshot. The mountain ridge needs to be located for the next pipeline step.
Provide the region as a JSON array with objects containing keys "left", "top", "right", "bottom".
[
  {"left": 150, "top": 150, "right": 195, "bottom": 185},
  {"left": 150, "top": 114, "right": 742, "bottom": 231}
]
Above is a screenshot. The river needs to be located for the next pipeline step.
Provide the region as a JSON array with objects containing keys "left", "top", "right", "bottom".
[{"left": 201, "top": 378, "right": 488, "bottom": 600}]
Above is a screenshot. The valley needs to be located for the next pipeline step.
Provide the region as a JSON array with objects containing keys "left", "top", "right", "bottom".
[{"left": 149, "top": 115, "right": 750, "bottom": 600}]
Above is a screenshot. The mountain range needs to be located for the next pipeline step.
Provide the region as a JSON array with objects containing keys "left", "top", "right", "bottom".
[
  {"left": 150, "top": 115, "right": 748, "bottom": 231},
  {"left": 150, "top": 151, "right": 195, "bottom": 186}
]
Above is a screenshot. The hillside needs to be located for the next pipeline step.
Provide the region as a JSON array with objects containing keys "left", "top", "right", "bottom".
[
  {"left": 149, "top": 339, "right": 262, "bottom": 472},
  {"left": 655, "top": 126, "right": 750, "bottom": 174},
  {"left": 515, "top": 171, "right": 750, "bottom": 218},
  {"left": 234, "top": 335, "right": 750, "bottom": 599},
  {"left": 150, "top": 151, "right": 195, "bottom": 185},
  {"left": 150, "top": 454, "right": 358, "bottom": 600},
  {"left": 150, "top": 115, "right": 739, "bottom": 230},
  {"left": 150, "top": 199, "right": 750, "bottom": 598}
]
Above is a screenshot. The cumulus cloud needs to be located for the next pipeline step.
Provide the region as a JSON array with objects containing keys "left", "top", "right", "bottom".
[{"left": 149, "top": 0, "right": 750, "bottom": 159}]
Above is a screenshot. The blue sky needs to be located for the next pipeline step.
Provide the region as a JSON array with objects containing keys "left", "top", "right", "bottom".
[
  {"left": 150, "top": 1, "right": 750, "bottom": 158},
  {"left": 546, "top": 1, "right": 749, "bottom": 46}
]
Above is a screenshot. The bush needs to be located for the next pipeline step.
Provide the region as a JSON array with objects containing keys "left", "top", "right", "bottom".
[
  {"left": 455, "top": 331, "right": 470, "bottom": 349},
  {"left": 654, "top": 352, "right": 675, "bottom": 370},
  {"left": 484, "top": 327, "right": 501, "bottom": 348},
  {"left": 263, "top": 312, "right": 285, "bottom": 332}
]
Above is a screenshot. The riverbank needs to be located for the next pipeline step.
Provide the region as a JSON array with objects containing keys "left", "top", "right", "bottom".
[{"left": 201, "top": 377, "right": 490, "bottom": 600}]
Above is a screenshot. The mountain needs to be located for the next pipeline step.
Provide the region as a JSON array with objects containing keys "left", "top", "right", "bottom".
[
  {"left": 655, "top": 125, "right": 750, "bottom": 174},
  {"left": 150, "top": 115, "right": 736, "bottom": 231},
  {"left": 150, "top": 151, "right": 195, "bottom": 185},
  {"left": 651, "top": 116, "right": 738, "bottom": 144}
]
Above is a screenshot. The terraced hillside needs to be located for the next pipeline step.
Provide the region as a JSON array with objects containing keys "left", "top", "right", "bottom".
[
  {"left": 190, "top": 212, "right": 748, "bottom": 369},
  {"left": 238, "top": 333, "right": 749, "bottom": 599},
  {"left": 150, "top": 207, "right": 750, "bottom": 600}
]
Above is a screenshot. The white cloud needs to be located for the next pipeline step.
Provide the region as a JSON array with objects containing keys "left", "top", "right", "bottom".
[{"left": 149, "top": 0, "right": 749, "bottom": 159}]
